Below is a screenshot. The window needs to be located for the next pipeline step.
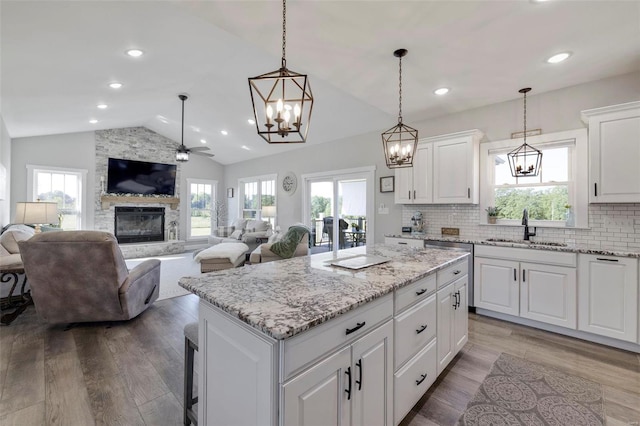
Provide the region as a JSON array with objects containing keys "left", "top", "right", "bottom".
[
  {"left": 28, "top": 165, "right": 87, "bottom": 230},
  {"left": 239, "top": 175, "right": 276, "bottom": 225},
  {"left": 187, "top": 179, "right": 216, "bottom": 239},
  {"left": 480, "top": 129, "right": 588, "bottom": 228}
]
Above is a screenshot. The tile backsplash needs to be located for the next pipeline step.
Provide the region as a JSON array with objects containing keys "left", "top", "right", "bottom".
[{"left": 402, "top": 204, "right": 640, "bottom": 251}]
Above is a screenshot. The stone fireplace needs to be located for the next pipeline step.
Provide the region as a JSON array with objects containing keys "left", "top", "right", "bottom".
[{"left": 114, "top": 207, "right": 165, "bottom": 244}]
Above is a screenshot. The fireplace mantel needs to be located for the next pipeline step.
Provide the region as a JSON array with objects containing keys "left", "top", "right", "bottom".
[{"left": 101, "top": 195, "right": 180, "bottom": 210}]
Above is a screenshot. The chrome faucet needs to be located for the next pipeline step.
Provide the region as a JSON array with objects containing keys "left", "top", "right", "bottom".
[{"left": 522, "top": 208, "right": 537, "bottom": 241}]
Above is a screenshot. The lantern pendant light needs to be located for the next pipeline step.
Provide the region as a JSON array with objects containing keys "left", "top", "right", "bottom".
[
  {"left": 382, "top": 48, "right": 418, "bottom": 169},
  {"left": 508, "top": 88, "right": 542, "bottom": 177},
  {"left": 248, "top": 0, "right": 313, "bottom": 144}
]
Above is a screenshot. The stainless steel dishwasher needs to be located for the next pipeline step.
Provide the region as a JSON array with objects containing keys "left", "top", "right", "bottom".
[{"left": 424, "top": 240, "right": 475, "bottom": 311}]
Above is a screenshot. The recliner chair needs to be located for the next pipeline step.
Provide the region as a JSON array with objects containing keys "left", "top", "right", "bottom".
[{"left": 19, "top": 230, "right": 160, "bottom": 324}]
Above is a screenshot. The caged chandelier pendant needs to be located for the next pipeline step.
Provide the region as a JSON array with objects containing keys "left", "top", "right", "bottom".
[
  {"left": 382, "top": 48, "right": 418, "bottom": 169},
  {"left": 248, "top": 0, "right": 313, "bottom": 144},
  {"left": 507, "top": 88, "right": 542, "bottom": 177}
]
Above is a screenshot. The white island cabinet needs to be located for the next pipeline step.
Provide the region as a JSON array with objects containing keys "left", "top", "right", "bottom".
[{"left": 180, "top": 245, "right": 470, "bottom": 426}]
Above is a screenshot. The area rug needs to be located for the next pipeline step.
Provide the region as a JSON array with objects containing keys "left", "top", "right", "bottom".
[
  {"left": 457, "top": 353, "right": 605, "bottom": 426},
  {"left": 125, "top": 251, "right": 201, "bottom": 301}
]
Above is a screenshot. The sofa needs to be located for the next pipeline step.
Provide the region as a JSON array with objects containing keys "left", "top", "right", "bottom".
[
  {"left": 0, "top": 225, "right": 35, "bottom": 270},
  {"left": 249, "top": 225, "right": 309, "bottom": 264},
  {"left": 208, "top": 218, "right": 272, "bottom": 253}
]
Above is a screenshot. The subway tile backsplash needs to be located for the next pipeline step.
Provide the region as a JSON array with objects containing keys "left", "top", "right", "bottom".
[{"left": 401, "top": 204, "right": 640, "bottom": 251}]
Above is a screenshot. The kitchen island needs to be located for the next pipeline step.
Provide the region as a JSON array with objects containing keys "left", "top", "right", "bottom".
[{"left": 179, "top": 243, "right": 470, "bottom": 426}]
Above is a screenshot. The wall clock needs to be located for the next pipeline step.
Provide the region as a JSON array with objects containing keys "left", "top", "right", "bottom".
[{"left": 282, "top": 172, "right": 297, "bottom": 195}]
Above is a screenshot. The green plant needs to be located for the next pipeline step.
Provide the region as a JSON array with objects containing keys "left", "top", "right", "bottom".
[{"left": 485, "top": 206, "right": 499, "bottom": 217}]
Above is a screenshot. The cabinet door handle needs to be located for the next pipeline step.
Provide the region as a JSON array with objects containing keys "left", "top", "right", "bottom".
[
  {"left": 346, "top": 322, "right": 366, "bottom": 335},
  {"left": 415, "top": 288, "right": 428, "bottom": 296},
  {"left": 522, "top": 269, "right": 526, "bottom": 282},
  {"left": 416, "top": 324, "right": 428, "bottom": 334},
  {"left": 408, "top": 190, "right": 411, "bottom": 199},
  {"left": 452, "top": 293, "right": 458, "bottom": 310},
  {"left": 398, "top": 242, "right": 408, "bottom": 245},
  {"left": 355, "top": 359, "right": 362, "bottom": 391},
  {"left": 596, "top": 258, "right": 619, "bottom": 262},
  {"left": 514, "top": 268, "right": 517, "bottom": 281},
  {"left": 594, "top": 183, "right": 598, "bottom": 196},
  {"left": 414, "top": 190, "right": 416, "bottom": 199},
  {"left": 456, "top": 290, "right": 461, "bottom": 308},
  {"left": 453, "top": 270, "right": 461, "bottom": 275},
  {"left": 345, "top": 366, "right": 352, "bottom": 400},
  {"left": 416, "top": 373, "right": 428, "bottom": 386},
  {"left": 467, "top": 188, "right": 470, "bottom": 198}
]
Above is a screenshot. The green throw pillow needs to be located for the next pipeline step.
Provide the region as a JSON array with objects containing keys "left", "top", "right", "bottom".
[{"left": 270, "top": 225, "right": 309, "bottom": 259}]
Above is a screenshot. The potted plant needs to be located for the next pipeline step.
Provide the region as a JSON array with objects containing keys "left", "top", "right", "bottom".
[{"left": 485, "top": 207, "right": 499, "bottom": 224}]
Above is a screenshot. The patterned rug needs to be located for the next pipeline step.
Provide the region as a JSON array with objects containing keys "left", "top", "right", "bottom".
[{"left": 457, "top": 353, "right": 605, "bottom": 426}]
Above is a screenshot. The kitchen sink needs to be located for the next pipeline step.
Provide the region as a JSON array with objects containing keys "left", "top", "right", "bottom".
[{"left": 485, "top": 238, "right": 567, "bottom": 247}]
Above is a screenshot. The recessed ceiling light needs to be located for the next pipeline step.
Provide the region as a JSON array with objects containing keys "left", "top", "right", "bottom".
[
  {"left": 89, "top": 119, "right": 98, "bottom": 124},
  {"left": 126, "top": 49, "right": 144, "bottom": 57},
  {"left": 200, "top": 139, "right": 207, "bottom": 144},
  {"left": 241, "top": 145, "right": 251, "bottom": 151},
  {"left": 109, "top": 82, "right": 123, "bottom": 89},
  {"left": 220, "top": 130, "right": 228, "bottom": 136},
  {"left": 247, "top": 119, "right": 255, "bottom": 125},
  {"left": 97, "top": 104, "right": 108, "bottom": 109},
  {"left": 547, "top": 52, "right": 571, "bottom": 64},
  {"left": 434, "top": 87, "right": 450, "bottom": 96}
]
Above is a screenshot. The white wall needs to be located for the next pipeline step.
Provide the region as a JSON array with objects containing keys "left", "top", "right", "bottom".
[
  {"left": 224, "top": 71, "right": 640, "bottom": 244},
  {"left": 11, "top": 131, "right": 96, "bottom": 227},
  {"left": 0, "top": 115, "right": 10, "bottom": 227}
]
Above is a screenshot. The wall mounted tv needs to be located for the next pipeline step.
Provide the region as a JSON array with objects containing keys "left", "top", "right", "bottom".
[{"left": 107, "top": 158, "right": 177, "bottom": 196}]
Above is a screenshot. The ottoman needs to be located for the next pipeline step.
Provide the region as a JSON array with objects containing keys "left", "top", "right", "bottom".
[{"left": 194, "top": 242, "right": 249, "bottom": 273}]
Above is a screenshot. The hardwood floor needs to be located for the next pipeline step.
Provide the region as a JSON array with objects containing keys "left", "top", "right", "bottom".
[{"left": 1, "top": 297, "right": 638, "bottom": 425}]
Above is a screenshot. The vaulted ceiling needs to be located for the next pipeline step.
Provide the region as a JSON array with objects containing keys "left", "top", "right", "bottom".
[{"left": 2, "top": 0, "right": 639, "bottom": 164}]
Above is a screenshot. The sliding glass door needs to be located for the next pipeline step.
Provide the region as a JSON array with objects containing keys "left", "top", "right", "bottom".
[{"left": 303, "top": 167, "right": 375, "bottom": 254}]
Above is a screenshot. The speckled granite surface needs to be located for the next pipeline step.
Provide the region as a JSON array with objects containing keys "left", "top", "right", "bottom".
[
  {"left": 386, "top": 234, "right": 640, "bottom": 258},
  {"left": 179, "top": 244, "right": 468, "bottom": 340}
]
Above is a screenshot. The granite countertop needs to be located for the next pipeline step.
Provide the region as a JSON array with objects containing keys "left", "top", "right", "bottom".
[
  {"left": 179, "top": 244, "right": 468, "bottom": 340},
  {"left": 386, "top": 234, "right": 640, "bottom": 258}
]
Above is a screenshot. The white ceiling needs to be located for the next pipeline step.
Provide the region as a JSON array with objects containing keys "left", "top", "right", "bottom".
[{"left": 2, "top": 0, "right": 639, "bottom": 165}]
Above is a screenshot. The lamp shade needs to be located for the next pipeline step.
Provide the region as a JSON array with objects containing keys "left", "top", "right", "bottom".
[
  {"left": 262, "top": 205, "right": 276, "bottom": 217},
  {"left": 14, "top": 202, "right": 59, "bottom": 225}
]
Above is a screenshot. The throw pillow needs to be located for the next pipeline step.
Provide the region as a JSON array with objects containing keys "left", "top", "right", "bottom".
[
  {"left": 217, "top": 226, "right": 235, "bottom": 237},
  {"left": 267, "top": 231, "right": 285, "bottom": 244},
  {"left": 0, "top": 228, "right": 34, "bottom": 254},
  {"left": 230, "top": 229, "right": 243, "bottom": 240},
  {"left": 231, "top": 218, "right": 247, "bottom": 230}
]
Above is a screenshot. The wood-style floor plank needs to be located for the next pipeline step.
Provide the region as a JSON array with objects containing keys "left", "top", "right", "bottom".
[
  {"left": 2, "top": 298, "right": 639, "bottom": 425},
  {"left": 44, "top": 351, "right": 95, "bottom": 425}
]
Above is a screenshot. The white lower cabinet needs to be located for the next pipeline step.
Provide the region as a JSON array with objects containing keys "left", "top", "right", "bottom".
[
  {"left": 578, "top": 254, "right": 638, "bottom": 343},
  {"left": 436, "top": 276, "right": 468, "bottom": 375},
  {"left": 474, "top": 246, "right": 577, "bottom": 330},
  {"left": 283, "top": 320, "right": 394, "bottom": 426}
]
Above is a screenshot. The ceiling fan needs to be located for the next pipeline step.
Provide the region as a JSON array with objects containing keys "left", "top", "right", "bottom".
[{"left": 175, "top": 94, "right": 214, "bottom": 162}]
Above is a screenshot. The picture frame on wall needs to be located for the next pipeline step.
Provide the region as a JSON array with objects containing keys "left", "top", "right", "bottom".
[
  {"left": 227, "top": 188, "right": 234, "bottom": 198},
  {"left": 380, "top": 176, "right": 394, "bottom": 193}
]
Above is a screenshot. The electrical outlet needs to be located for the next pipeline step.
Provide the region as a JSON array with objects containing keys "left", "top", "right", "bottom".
[{"left": 604, "top": 217, "right": 635, "bottom": 229}]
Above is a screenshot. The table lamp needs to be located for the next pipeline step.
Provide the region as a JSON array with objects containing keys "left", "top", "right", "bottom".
[{"left": 14, "top": 201, "right": 59, "bottom": 233}]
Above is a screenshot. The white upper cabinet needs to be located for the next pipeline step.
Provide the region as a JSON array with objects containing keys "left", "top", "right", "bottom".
[
  {"left": 394, "top": 130, "right": 483, "bottom": 205},
  {"left": 582, "top": 101, "right": 640, "bottom": 203},
  {"left": 394, "top": 143, "right": 432, "bottom": 204}
]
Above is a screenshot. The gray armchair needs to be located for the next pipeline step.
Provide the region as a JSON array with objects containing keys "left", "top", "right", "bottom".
[{"left": 18, "top": 230, "right": 160, "bottom": 324}]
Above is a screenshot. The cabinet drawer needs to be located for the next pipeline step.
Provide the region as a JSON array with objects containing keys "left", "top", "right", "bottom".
[
  {"left": 437, "top": 258, "right": 467, "bottom": 289},
  {"left": 394, "top": 295, "right": 436, "bottom": 369},
  {"left": 395, "top": 274, "right": 436, "bottom": 313},
  {"left": 385, "top": 237, "right": 425, "bottom": 248},
  {"left": 282, "top": 293, "right": 393, "bottom": 380},
  {"left": 394, "top": 338, "right": 437, "bottom": 425}
]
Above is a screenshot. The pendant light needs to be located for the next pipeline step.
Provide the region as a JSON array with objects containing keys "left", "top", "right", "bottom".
[
  {"left": 248, "top": 0, "right": 313, "bottom": 144},
  {"left": 508, "top": 88, "right": 542, "bottom": 177},
  {"left": 382, "top": 48, "right": 418, "bottom": 169}
]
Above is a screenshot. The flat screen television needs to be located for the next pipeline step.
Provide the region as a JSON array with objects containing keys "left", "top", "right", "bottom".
[{"left": 107, "top": 158, "right": 177, "bottom": 196}]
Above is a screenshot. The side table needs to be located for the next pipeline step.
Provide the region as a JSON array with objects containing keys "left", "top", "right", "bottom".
[{"left": 1, "top": 265, "right": 32, "bottom": 325}]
